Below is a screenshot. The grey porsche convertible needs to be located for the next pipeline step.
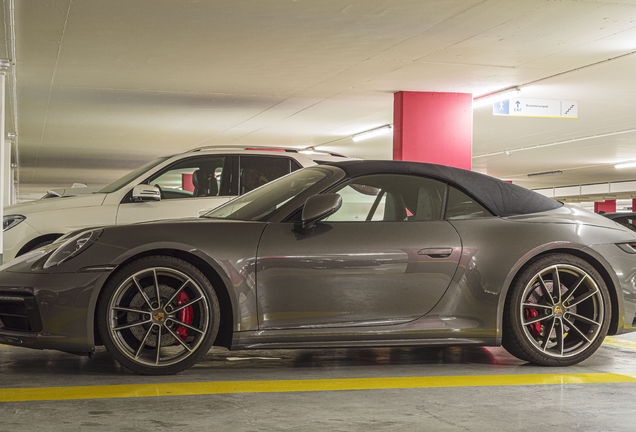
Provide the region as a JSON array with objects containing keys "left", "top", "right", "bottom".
[{"left": 1, "top": 160, "right": 636, "bottom": 375}]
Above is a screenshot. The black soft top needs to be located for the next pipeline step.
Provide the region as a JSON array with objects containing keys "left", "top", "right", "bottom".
[{"left": 328, "top": 160, "right": 562, "bottom": 217}]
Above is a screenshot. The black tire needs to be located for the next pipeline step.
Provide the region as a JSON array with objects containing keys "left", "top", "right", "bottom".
[
  {"left": 96, "top": 256, "right": 220, "bottom": 375},
  {"left": 502, "top": 253, "right": 610, "bottom": 366}
]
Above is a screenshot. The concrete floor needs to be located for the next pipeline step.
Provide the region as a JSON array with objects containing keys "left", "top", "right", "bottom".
[{"left": 2, "top": 334, "right": 636, "bottom": 432}]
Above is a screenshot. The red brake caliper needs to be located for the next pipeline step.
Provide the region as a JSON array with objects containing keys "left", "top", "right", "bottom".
[
  {"left": 174, "top": 291, "right": 192, "bottom": 344},
  {"left": 524, "top": 301, "right": 542, "bottom": 336}
]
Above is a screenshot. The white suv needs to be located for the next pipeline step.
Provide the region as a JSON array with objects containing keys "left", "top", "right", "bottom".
[{"left": 2, "top": 146, "right": 350, "bottom": 263}]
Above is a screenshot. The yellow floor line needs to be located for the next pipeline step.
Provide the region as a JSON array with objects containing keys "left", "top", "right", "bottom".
[
  {"left": 603, "top": 337, "right": 636, "bottom": 350},
  {"left": 2, "top": 373, "right": 636, "bottom": 403}
]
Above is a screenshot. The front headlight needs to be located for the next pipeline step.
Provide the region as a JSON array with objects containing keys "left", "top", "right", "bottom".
[
  {"left": 43, "top": 229, "right": 102, "bottom": 269},
  {"left": 3, "top": 214, "right": 25, "bottom": 231}
]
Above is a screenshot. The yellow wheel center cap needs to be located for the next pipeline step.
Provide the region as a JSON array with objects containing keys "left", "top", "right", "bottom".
[
  {"left": 554, "top": 305, "right": 563, "bottom": 316},
  {"left": 153, "top": 312, "right": 165, "bottom": 322}
]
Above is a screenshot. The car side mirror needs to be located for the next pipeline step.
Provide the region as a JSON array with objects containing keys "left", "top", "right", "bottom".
[
  {"left": 295, "top": 194, "right": 342, "bottom": 234},
  {"left": 131, "top": 184, "right": 161, "bottom": 202}
]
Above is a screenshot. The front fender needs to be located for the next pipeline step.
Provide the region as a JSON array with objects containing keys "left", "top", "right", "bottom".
[
  {"left": 90, "top": 220, "right": 267, "bottom": 333},
  {"left": 1, "top": 220, "right": 267, "bottom": 349}
]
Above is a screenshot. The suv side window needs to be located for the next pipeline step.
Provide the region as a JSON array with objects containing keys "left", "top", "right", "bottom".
[
  {"left": 445, "top": 186, "right": 493, "bottom": 219},
  {"left": 613, "top": 216, "right": 636, "bottom": 232},
  {"left": 323, "top": 174, "right": 446, "bottom": 222},
  {"left": 239, "top": 155, "right": 296, "bottom": 195},
  {"left": 147, "top": 156, "right": 230, "bottom": 199}
]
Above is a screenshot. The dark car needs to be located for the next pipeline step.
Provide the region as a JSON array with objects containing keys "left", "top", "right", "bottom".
[
  {"left": 602, "top": 212, "right": 636, "bottom": 232},
  {"left": 1, "top": 160, "right": 636, "bottom": 375}
]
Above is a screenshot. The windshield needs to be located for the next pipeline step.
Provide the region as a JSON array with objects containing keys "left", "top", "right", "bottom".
[
  {"left": 99, "top": 157, "right": 170, "bottom": 193},
  {"left": 203, "top": 167, "right": 331, "bottom": 221}
]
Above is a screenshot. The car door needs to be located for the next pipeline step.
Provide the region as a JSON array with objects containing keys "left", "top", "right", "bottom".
[
  {"left": 255, "top": 173, "right": 463, "bottom": 330},
  {"left": 116, "top": 155, "right": 234, "bottom": 224}
]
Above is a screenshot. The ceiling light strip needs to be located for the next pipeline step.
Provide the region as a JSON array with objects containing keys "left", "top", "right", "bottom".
[
  {"left": 473, "top": 128, "right": 636, "bottom": 159},
  {"left": 615, "top": 161, "right": 636, "bottom": 169},
  {"left": 527, "top": 170, "right": 562, "bottom": 177},
  {"left": 352, "top": 125, "right": 392, "bottom": 142},
  {"left": 472, "top": 87, "right": 521, "bottom": 108}
]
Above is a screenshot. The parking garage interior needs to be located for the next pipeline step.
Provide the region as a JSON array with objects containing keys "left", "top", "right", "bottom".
[{"left": 3, "top": 1, "right": 636, "bottom": 430}]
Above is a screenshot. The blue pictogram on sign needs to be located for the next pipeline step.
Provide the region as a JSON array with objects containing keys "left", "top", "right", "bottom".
[{"left": 494, "top": 99, "right": 509, "bottom": 115}]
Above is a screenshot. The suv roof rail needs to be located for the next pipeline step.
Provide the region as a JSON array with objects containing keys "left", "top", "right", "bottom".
[
  {"left": 187, "top": 145, "right": 298, "bottom": 153},
  {"left": 186, "top": 145, "right": 349, "bottom": 158}
]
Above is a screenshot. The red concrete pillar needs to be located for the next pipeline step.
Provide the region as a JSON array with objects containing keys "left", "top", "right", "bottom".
[
  {"left": 594, "top": 200, "right": 616, "bottom": 213},
  {"left": 632, "top": 198, "right": 636, "bottom": 211},
  {"left": 393, "top": 91, "right": 473, "bottom": 170},
  {"left": 182, "top": 173, "right": 194, "bottom": 192}
]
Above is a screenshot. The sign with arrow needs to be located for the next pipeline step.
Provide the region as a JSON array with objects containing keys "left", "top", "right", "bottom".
[{"left": 493, "top": 98, "right": 578, "bottom": 119}]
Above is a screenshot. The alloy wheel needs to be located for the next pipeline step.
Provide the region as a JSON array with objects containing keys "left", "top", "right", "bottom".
[
  {"left": 519, "top": 263, "right": 604, "bottom": 358},
  {"left": 107, "top": 266, "right": 210, "bottom": 368}
]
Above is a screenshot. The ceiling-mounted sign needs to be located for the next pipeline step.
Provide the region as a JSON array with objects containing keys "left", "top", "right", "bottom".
[{"left": 493, "top": 98, "right": 578, "bottom": 119}]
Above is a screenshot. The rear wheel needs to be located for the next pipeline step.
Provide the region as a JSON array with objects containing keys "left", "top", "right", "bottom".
[
  {"left": 502, "top": 254, "right": 610, "bottom": 366},
  {"left": 97, "top": 256, "right": 220, "bottom": 375}
]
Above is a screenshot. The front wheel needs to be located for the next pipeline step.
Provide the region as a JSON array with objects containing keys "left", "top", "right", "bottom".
[
  {"left": 502, "top": 254, "right": 610, "bottom": 366},
  {"left": 97, "top": 256, "right": 220, "bottom": 375}
]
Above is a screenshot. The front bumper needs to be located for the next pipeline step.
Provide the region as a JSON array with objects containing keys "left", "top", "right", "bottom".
[{"left": 0, "top": 269, "right": 111, "bottom": 353}]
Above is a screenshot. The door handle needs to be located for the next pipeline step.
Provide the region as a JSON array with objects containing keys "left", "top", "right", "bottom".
[{"left": 417, "top": 248, "right": 453, "bottom": 258}]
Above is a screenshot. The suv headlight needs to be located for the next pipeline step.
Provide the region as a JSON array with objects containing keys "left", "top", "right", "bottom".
[
  {"left": 3, "top": 214, "right": 25, "bottom": 231},
  {"left": 43, "top": 229, "right": 102, "bottom": 269}
]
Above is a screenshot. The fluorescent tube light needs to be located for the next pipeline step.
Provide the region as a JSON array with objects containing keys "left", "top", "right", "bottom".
[
  {"left": 352, "top": 125, "right": 392, "bottom": 142},
  {"left": 615, "top": 161, "right": 636, "bottom": 169},
  {"left": 527, "top": 170, "right": 562, "bottom": 177},
  {"left": 473, "top": 87, "right": 521, "bottom": 108}
]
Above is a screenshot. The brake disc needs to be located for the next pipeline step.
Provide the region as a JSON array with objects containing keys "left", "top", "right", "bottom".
[
  {"left": 527, "top": 280, "right": 577, "bottom": 343},
  {"left": 127, "top": 285, "right": 178, "bottom": 347}
]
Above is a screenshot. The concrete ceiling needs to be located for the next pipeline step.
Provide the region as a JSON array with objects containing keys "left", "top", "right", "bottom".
[{"left": 2, "top": 0, "right": 636, "bottom": 198}]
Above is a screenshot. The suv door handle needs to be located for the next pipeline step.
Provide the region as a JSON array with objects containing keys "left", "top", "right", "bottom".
[{"left": 417, "top": 248, "right": 453, "bottom": 258}]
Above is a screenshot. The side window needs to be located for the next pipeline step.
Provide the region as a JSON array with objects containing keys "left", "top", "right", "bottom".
[
  {"left": 148, "top": 156, "right": 228, "bottom": 200},
  {"left": 290, "top": 160, "right": 302, "bottom": 172},
  {"left": 445, "top": 186, "right": 493, "bottom": 219},
  {"left": 239, "top": 156, "right": 293, "bottom": 195},
  {"left": 324, "top": 183, "right": 385, "bottom": 222},
  {"left": 323, "top": 174, "right": 446, "bottom": 222}
]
